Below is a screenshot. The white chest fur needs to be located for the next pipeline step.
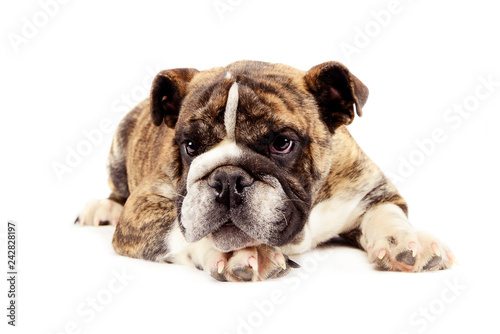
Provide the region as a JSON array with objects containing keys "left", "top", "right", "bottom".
[{"left": 281, "top": 196, "right": 364, "bottom": 254}]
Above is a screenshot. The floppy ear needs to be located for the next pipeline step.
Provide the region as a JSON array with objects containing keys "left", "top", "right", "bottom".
[
  {"left": 150, "top": 68, "right": 199, "bottom": 127},
  {"left": 304, "top": 61, "right": 368, "bottom": 131}
]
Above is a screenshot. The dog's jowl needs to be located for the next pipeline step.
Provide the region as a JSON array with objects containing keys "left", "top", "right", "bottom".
[{"left": 75, "top": 61, "right": 456, "bottom": 281}]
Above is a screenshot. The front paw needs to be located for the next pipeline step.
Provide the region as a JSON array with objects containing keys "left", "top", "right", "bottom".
[
  {"left": 206, "top": 245, "right": 298, "bottom": 282},
  {"left": 367, "top": 230, "right": 458, "bottom": 272}
]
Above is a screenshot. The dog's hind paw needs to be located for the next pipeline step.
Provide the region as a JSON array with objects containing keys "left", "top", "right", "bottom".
[{"left": 75, "top": 199, "right": 123, "bottom": 226}]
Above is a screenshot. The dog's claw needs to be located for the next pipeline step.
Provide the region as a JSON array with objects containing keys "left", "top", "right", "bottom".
[
  {"left": 431, "top": 242, "right": 441, "bottom": 257},
  {"left": 217, "top": 260, "right": 225, "bottom": 274},
  {"left": 286, "top": 259, "right": 301, "bottom": 268},
  {"left": 408, "top": 242, "right": 417, "bottom": 257},
  {"left": 274, "top": 252, "right": 287, "bottom": 270},
  {"left": 248, "top": 256, "right": 258, "bottom": 271},
  {"left": 378, "top": 249, "right": 387, "bottom": 260}
]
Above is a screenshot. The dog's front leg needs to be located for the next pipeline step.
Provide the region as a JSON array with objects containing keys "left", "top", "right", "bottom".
[
  {"left": 111, "top": 179, "right": 178, "bottom": 261},
  {"left": 356, "top": 203, "right": 457, "bottom": 272}
]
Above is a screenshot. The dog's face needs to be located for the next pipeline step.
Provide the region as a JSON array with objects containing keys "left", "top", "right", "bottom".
[{"left": 150, "top": 61, "right": 368, "bottom": 252}]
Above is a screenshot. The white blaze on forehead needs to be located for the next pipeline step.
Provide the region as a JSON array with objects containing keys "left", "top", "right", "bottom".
[
  {"left": 185, "top": 82, "right": 242, "bottom": 191},
  {"left": 224, "top": 82, "right": 239, "bottom": 142}
]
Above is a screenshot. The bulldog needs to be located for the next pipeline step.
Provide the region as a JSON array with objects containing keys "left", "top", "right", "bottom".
[{"left": 76, "top": 60, "right": 456, "bottom": 281}]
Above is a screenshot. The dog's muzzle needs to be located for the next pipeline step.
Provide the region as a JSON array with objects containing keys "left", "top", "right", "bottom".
[{"left": 179, "top": 146, "right": 311, "bottom": 252}]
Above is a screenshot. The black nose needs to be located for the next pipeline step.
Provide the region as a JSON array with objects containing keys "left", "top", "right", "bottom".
[{"left": 208, "top": 167, "right": 254, "bottom": 207}]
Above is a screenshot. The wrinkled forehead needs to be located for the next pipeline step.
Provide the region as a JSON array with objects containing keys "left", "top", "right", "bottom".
[{"left": 177, "top": 64, "right": 315, "bottom": 144}]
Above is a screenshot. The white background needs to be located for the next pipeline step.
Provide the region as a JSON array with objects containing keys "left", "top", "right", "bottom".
[{"left": 1, "top": 0, "right": 499, "bottom": 333}]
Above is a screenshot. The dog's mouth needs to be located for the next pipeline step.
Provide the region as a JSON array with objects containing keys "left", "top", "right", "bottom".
[
  {"left": 219, "top": 220, "right": 236, "bottom": 230},
  {"left": 210, "top": 219, "right": 260, "bottom": 252}
]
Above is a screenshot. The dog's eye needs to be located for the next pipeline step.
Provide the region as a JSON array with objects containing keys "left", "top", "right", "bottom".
[
  {"left": 185, "top": 141, "right": 198, "bottom": 156},
  {"left": 270, "top": 135, "right": 293, "bottom": 154}
]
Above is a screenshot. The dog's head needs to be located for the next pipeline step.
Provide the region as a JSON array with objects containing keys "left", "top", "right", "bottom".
[{"left": 150, "top": 61, "right": 368, "bottom": 252}]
